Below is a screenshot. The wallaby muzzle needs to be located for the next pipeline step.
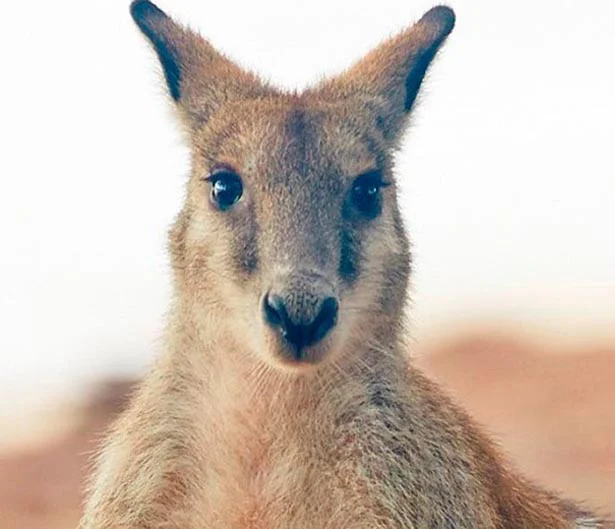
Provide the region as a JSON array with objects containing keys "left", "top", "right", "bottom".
[{"left": 262, "top": 270, "right": 339, "bottom": 363}]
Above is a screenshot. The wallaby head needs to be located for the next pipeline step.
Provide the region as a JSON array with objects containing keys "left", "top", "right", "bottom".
[{"left": 130, "top": 0, "right": 454, "bottom": 370}]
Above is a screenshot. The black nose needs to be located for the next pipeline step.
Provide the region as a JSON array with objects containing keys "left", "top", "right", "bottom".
[{"left": 263, "top": 293, "right": 339, "bottom": 358}]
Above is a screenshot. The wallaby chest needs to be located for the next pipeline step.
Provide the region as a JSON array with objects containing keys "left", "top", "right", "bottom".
[{"left": 197, "top": 390, "right": 388, "bottom": 529}]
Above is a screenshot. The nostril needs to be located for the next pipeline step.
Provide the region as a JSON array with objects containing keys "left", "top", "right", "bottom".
[
  {"left": 309, "top": 296, "right": 339, "bottom": 346},
  {"left": 263, "top": 293, "right": 286, "bottom": 329}
]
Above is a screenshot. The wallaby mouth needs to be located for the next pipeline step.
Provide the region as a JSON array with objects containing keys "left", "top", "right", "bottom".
[{"left": 261, "top": 271, "right": 339, "bottom": 366}]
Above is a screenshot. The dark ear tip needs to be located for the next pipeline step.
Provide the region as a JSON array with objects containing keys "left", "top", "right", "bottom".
[
  {"left": 422, "top": 5, "right": 456, "bottom": 37},
  {"left": 129, "top": 0, "right": 181, "bottom": 102},
  {"left": 130, "top": 0, "right": 167, "bottom": 26}
]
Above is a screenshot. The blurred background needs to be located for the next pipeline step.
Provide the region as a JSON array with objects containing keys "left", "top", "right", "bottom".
[{"left": 1, "top": 0, "right": 614, "bottom": 527}]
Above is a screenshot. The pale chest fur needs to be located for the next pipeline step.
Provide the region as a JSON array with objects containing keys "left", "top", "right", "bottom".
[
  {"left": 201, "top": 439, "right": 384, "bottom": 529},
  {"left": 189, "top": 370, "right": 392, "bottom": 529},
  {"left": 188, "top": 369, "right": 500, "bottom": 529}
]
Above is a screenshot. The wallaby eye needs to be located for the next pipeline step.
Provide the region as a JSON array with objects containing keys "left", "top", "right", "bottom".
[
  {"left": 205, "top": 169, "right": 243, "bottom": 211},
  {"left": 351, "top": 171, "right": 390, "bottom": 218}
]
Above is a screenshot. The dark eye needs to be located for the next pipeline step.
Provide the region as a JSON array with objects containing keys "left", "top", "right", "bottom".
[
  {"left": 206, "top": 169, "right": 243, "bottom": 211},
  {"left": 351, "top": 171, "right": 390, "bottom": 218}
]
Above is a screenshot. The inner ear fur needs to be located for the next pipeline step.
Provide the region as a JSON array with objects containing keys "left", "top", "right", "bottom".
[
  {"left": 314, "top": 5, "right": 455, "bottom": 141},
  {"left": 130, "top": 0, "right": 273, "bottom": 127}
]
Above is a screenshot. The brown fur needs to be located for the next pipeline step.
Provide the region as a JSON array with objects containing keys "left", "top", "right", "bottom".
[{"left": 79, "top": 2, "right": 611, "bottom": 528}]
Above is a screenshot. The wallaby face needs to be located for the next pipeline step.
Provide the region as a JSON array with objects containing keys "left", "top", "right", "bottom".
[
  {"left": 131, "top": 0, "right": 454, "bottom": 369},
  {"left": 175, "top": 100, "right": 413, "bottom": 369}
]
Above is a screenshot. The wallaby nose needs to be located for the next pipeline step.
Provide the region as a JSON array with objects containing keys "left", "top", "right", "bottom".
[{"left": 263, "top": 293, "right": 339, "bottom": 358}]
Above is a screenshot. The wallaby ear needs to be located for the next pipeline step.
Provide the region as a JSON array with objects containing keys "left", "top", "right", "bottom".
[
  {"left": 316, "top": 6, "right": 455, "bottom": 141},
  {"left": 129, "top": 0, "right": 272, "bottom": 127}
]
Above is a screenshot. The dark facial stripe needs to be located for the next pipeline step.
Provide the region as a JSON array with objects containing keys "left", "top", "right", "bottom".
[
  {"left": 230, "top": 200, "right": 259, "bottom": 277},
  {"left": 285, "top": 107, "right": 308, "bottom": 172},
  {"left": 339, "top": 227, "right": 360, "bottom": 283}
]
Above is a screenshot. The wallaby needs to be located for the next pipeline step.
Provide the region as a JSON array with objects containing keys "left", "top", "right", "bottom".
[{"left": 79, "top": 1, "right": 611, "bottom": 528}]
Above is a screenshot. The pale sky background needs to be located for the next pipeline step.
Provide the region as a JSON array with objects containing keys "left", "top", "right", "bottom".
[{"left": 0, "top": 0, "right": 614, "bottom": 409}]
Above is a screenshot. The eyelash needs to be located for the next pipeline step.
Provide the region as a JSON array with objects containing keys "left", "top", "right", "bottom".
[{"left": 352, "top": 171, "right": 391, "bottom": 192}]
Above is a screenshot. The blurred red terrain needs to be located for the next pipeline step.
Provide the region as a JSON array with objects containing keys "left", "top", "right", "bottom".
[
  {"left": 1, "top": 333, "right": 614, "bottom": 528},
  {"left": 417, "top": 333, "right": 615, "bottom": 516},
  {"left": 0, "top": 381, "right": 134, "bottom": 529}
]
